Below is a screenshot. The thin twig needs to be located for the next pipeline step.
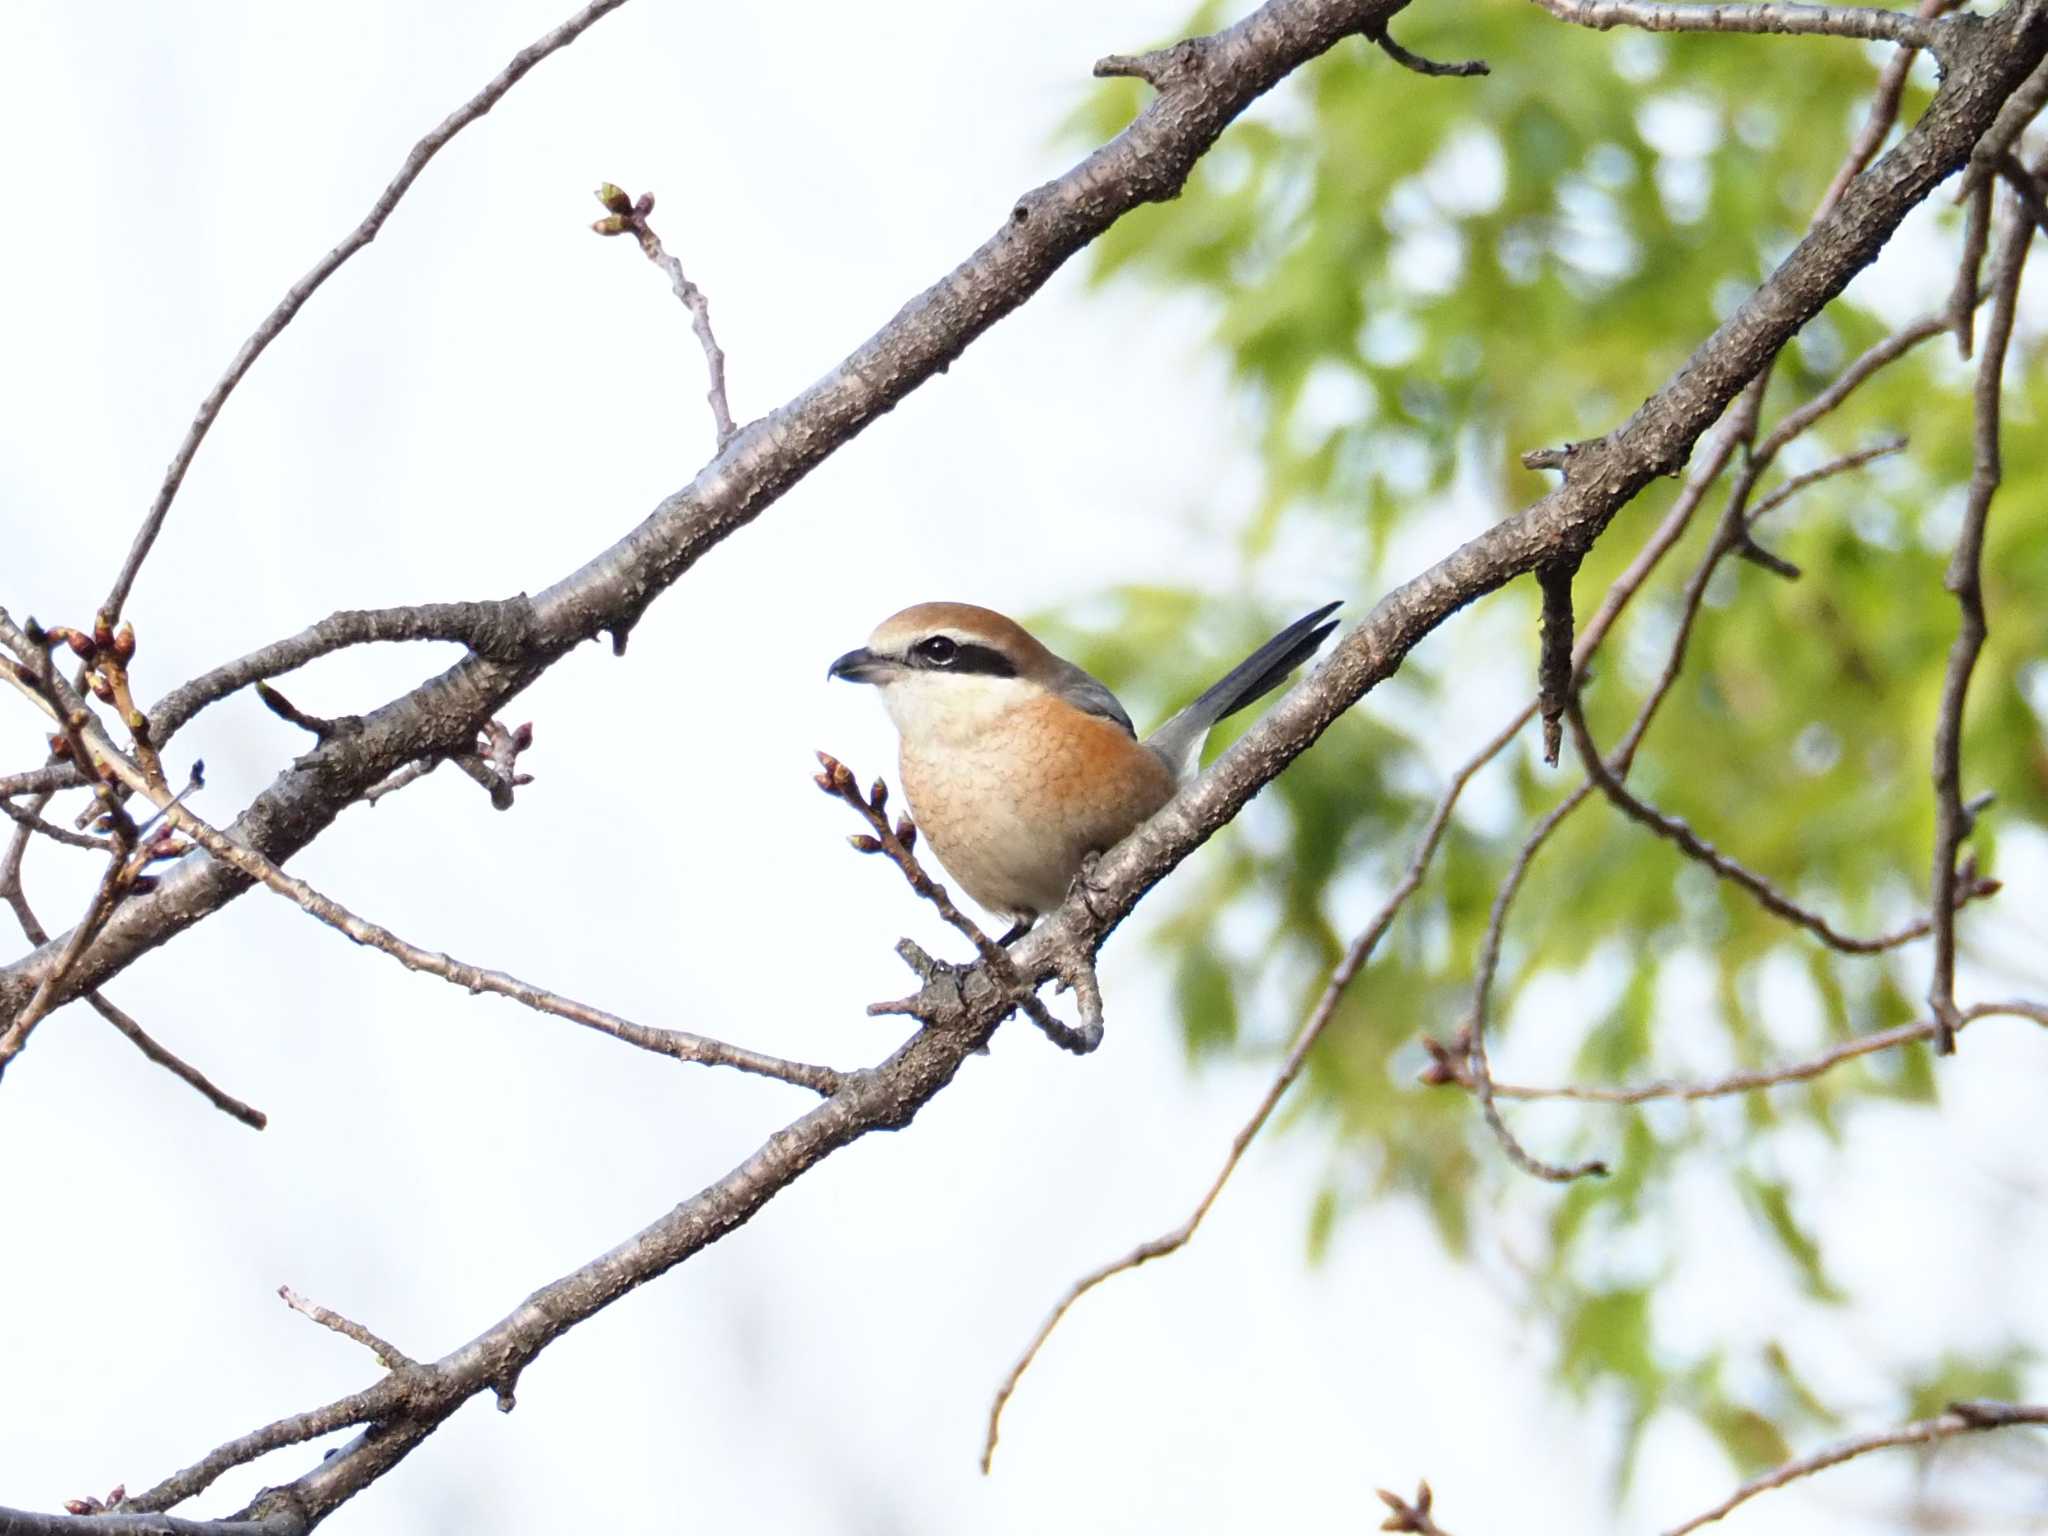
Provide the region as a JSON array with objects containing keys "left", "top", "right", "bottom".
[
  {"left": 1424, "top": 997, "right": 2045, "bottom": 1103},
  {"left": 0, "top": 795, "right": 113, "bottom": 853},
  {"left": 1525, "top": 0, "right": 1944, "bottom": 48},
  {"left": 279, "top": 1286, "right": 416, "bottom": 1373},
  {"left": 88, "top": 993, "right": 269, "bottom": 1130},
  {"left": 1754, "top": 314, "right": 1948, "bottom": 460},
  {"left": 154, "top": 794, "right": 848, "bottom": 1093},
  {"left": 1466, "top": 784, "right": 1611, "bottom": 1182},
  {"left": 1950, "top": 176, "right": 1992, "bottom": 358},
  {"left": 1568, "top": 695, "right": 1994, "bottom": 955},
  {"left": 362, "top": 758, "right": 442, "bottom": 806},
  {"left": 0, "top": 674, "right": 847, "bottom": 1096},
  {"left": 1744, "top": 434, "right": 1908, "bottom": 527},
  {"left": 1664, "top": 1400, "right": 2048, "bottom": 1536},
  {"left": 1927, "top": 203, "right": 2030, "bottom": 1052},
  {"left": 102, "top": 0, "right": 636, "bottom": 625},
  {"left": 1364, "top": 22, "right": 1489, "bottom": 75},
  {"left": 595, "top": 186, "right": 738, "bottom": 447}
]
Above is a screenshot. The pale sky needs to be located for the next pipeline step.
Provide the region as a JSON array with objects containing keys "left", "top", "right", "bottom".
[{"left": 0, "top": 4, "right": 2041, "bottom": 1534}]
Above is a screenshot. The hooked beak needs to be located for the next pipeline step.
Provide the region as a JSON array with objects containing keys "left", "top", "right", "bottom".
[{"left": 827, "top": 646, "right": 893, "bottom": 685}]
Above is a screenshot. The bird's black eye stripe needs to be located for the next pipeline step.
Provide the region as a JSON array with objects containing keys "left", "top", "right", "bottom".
[{"left": 911, "top": 635, "right": 1016, "bottom": 677}]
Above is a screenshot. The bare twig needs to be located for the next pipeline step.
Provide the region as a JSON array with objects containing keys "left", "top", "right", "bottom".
[
  {"left": 1927, "top": 203, "right": 2030, "bottom": 1052},
  {"left": 1950, "top": 175, "right": 1992, "bottom": 357},
  {"left": 88, "top": 993, "right": 269, "bottom": 1130},
  {"left": 1466, "top": 785, "right": 1612, "bottom": 1182},
  {"left": 1535, "top": 560, "right": 1579, "bottom": 766},
  {"left": 1364, "top": 22, "right": 1489, "bottom": 74},
  {"left": 362, "top": 758, "right": 442, "bottom": 806},
  {"left": 1664, "top": 1400, "right": 2048, "bottom": 1536},
  {"left": 278, "top": 1286, "right": 416, "bottom": 1373},
  {"left": 594, "top": 185, "right": 738, "bottom": 447},
  {"left": 103, "top": 0, "right": 636, "bottom": 624},
  {"left": 1744, "top": 434, "right": 1908, "bottom": 527},
  {"left": 155, "top": 792, "right": 849, "bottom": 1093},
  {"left": 1568, "top": 696, "right": 1994, "bottom": 955},
  {"left": 1525, "top": 0, "right": 1944, "bottom": 48},
  {"left": 1424, "top": 997, "right": 2045, "bottom": 1103}
]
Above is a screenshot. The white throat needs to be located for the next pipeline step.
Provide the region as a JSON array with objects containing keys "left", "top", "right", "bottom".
[{"left": 878, "top": 671, "right": 1036, "bottom": 749}]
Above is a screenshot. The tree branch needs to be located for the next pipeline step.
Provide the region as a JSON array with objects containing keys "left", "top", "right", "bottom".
[
  {"left": 594, "top": 185, "right": 738, "bottom": 448},
  {"left": 1927, "top": 200, "right": 2031, "bottom": 1051},
  {"left": 1423, "top": 997, "right": 2046, "bottom": 1102},
  {"left": 102, "top": 0, "right": 637, "bottom": 626},
  {"left": 1526, "top": 0, "right": 1944, "bottom": 47},
  {"left": 1664, "top": 1400, "right": 2048, "bottom": 1535}
]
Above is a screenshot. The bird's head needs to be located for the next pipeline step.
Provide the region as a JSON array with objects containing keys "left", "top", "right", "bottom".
[{"left": 828, "top": 602, "right": 1055, "bottom": 744}]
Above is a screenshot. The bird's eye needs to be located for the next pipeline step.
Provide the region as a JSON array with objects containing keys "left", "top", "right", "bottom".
[{"left": 914, "top": 635, "right": 959, "bottom": 667}]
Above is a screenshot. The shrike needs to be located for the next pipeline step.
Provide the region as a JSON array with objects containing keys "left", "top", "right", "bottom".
[{"left": 829, "top": 601, "right": 1340, "bottom": 938}]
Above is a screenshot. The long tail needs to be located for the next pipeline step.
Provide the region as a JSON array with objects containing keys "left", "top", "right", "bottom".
[{"left": 1146, "top": 600, "right": 1342, "bottom": 781}]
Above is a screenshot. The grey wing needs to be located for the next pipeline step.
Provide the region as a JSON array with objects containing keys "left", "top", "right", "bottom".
[{"left": 1047, "top": 657, "right": 1137, "bottom": 736}]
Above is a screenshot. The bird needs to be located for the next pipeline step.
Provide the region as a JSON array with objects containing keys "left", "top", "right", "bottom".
[{"left": 828, "top": 600, "right": 1341, "bottom": 941}]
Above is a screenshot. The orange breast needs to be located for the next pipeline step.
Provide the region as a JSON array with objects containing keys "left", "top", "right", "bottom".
[{"left": 898, "top": 695, "right": 1173, "bottom": 921}]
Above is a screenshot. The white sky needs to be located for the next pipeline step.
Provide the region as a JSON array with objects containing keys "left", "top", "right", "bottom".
[{"left": 0, "top": 4, "right": 2042, "bottom": 1534}]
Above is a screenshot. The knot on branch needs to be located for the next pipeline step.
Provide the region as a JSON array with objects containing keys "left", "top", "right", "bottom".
[{"left": 1095, "top": 36, "right": 1211, "bottom": 90}]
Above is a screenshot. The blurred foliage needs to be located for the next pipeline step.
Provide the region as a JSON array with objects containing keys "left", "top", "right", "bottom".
[{"left": 1046, "top": 2, "right": 2046, "bottom": 1503}]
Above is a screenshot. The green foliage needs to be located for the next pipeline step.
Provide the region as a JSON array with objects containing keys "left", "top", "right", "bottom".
[{"left": 1051, "top": 3, "right": 2046, "bottom": 1506}]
